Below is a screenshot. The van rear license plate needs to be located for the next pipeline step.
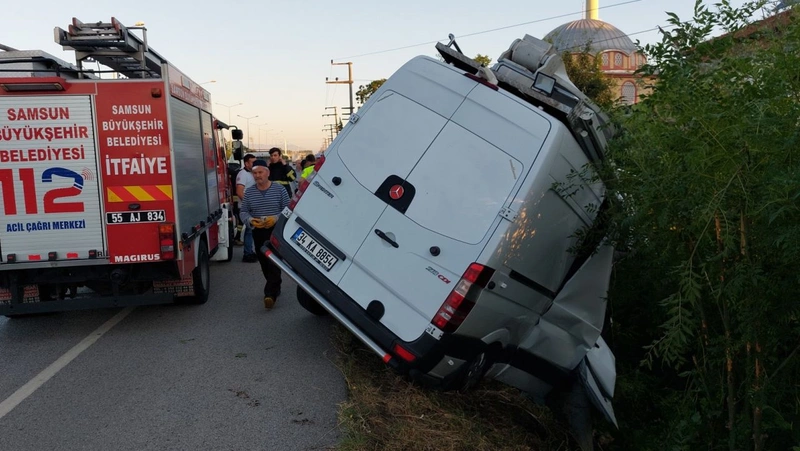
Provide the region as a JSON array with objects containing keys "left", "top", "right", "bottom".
[{"left": 292, "top": 228, "right": 337, "bottom": 271}]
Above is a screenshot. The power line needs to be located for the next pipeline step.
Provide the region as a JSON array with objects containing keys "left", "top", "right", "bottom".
[
  {"left": 459, "top": 0, "right": 643, "bottom": 39},
  {"left": 333, "top": 0, "right": 643, "bottom": 61}
]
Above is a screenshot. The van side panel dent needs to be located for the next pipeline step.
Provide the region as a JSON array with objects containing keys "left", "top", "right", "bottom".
[{"left": 518, "top": 244, "right": 613, "bottom": 371}]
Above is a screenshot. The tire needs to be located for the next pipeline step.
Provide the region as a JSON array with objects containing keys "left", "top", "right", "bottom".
[
  {"left": 187, "top": 240, "right": 210, "bottom": 304},
  {"left": 457, "top": 351, "right": 491, "bottom": 392},
  {"left": 296, "top": 286, "right": 328, "bottom": 316}
]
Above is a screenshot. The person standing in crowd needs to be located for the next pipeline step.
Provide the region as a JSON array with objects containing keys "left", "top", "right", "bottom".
[
  {"left": 294, "top": 159, "right": 304, "bottom": 188},
  {"left": 267, "top": 147, "right": 295, "bottom": 197},
  {"left": 239, "top": 160, "right": 290, "bottom": 309},
  {"left": 236, "top": 154, "right": 257, "bottom": 263},
  {"left": 229, "top": 162, "right": 244, "bottom": 246},
  {"left": 301, "top": 154, "right": 316, "bottom": 179}
]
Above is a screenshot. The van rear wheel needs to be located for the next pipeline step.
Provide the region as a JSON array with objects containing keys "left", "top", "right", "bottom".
[
  {"left": 296, "top": 286, "right": 328, "bottom": 316},
  {"left": 457, "top": 351, "right": 491, "bottom": 392}
]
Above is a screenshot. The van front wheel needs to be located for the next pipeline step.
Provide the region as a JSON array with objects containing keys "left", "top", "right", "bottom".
[{"left": 296, "top": 287, "right": 328, "bottom": 316}]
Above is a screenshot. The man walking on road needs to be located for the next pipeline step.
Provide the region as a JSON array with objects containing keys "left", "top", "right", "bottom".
[
  {"left": 239, "top": 159, "right": 290, "bottom": 309},
  {"left": 237, "top": 154, "right": 257, "bottom": 263}
]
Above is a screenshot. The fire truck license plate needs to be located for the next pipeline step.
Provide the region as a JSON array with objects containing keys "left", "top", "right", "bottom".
[
  {"left": 107, "top": 210, "right": 166, "bottom": 224},
  {"left": 292, "top": 228, "right": 338, "bottom": 271}
]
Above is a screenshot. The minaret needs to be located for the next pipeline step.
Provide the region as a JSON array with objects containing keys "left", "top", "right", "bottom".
[{"left": 586, "top": 0, "right": 599, "bottom": 20}]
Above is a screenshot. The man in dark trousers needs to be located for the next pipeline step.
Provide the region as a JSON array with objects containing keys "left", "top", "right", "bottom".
[
  {"left": 239, "top": 159, "right": 290, "bottom": 309},
  {"left": 267, "top": 147, "right": 296, "bottom": 197}
]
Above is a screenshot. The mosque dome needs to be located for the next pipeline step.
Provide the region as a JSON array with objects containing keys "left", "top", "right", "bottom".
[{"left": 545, "top": 18, "right": 637, "bottom": 55}]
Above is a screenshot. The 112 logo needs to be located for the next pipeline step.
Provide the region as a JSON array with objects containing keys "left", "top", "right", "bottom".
[{"left": 0, "top": 167, "right": 85, "bottom": 215}]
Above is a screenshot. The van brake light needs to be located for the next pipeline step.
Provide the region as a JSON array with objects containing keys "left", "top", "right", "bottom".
[
  {"left": 288, "top": 155, "right": 326, "bottom": 211},
  {"left": 159, "top": 223, "right": 176, "bottom": 260},
  {"left": 432, "top": 263, "right": 494, "bottom": 333},
  {"left": 464, "top": 73, "right": 499, "bottom": 91}
]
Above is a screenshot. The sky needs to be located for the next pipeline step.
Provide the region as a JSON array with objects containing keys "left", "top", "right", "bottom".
[{"left": 2, "top": 0, "right": 755, "bottom": 151}]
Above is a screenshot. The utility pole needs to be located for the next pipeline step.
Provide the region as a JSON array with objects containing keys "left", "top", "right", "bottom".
[
  {"left": 322, "top": 125, "right": 337, "bottom": 144},
  {"left": 326, "top": 61, "right": 354, "bottom": 119},
  {"left": 322, "top": 106, "right": 340, "bottom": 142}
]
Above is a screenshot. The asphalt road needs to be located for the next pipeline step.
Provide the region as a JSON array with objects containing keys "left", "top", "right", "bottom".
[{"left": 0, "top": 246, "right": 346, "bottom": 451}]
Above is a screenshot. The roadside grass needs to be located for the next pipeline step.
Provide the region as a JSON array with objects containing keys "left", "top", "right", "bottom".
[{"left": 331, "top": 325, "right": 578, "bottom": 451}]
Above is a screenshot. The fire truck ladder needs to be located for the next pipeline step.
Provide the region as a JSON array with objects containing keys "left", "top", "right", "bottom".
[{"left": 54, "top": 17, "right": 168, "bottom": 79}]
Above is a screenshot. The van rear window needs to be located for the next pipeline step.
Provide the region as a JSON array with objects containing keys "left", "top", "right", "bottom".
[
  {"left": 337, "top": 91, "right": 447, "bottom": 192},
  {"left": 404, "top": 122, "right": 523, "bottom": 244}
]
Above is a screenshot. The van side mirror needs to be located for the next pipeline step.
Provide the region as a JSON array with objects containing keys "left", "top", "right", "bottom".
[
  {"left": 232, "top": 141, "right": 243, "bottom": 161},
  {"left": 231, "top": 129, "right": 243, "bottom": 140}
]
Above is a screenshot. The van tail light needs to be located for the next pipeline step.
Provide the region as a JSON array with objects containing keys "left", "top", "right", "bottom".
[
  {"left": 288, "top": 179, "right": 308, "bottom": 211},
  {"left": 431, "top": 263, "right": 495, "bottom": 333},
  {"left": 288, "top": 154, "right": 326, "bottom": 211},
  {"left": 159, "top": 223, "right": 176, "bottom": 260},
  {"left": 392, "top": 343, "right": 417, "bottom": 363}
]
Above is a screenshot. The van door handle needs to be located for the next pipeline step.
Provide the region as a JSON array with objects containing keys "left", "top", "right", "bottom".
[{"left": 374, "top": 229, "right": 399, "bottom": 248}]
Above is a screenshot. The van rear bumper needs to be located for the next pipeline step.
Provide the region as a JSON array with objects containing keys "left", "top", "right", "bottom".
[
  {"left": 265, "top": 247, "right": 394, "bottom": 361},
  {"left": 268, "top": 215, "right": 487, "bottom": 383}
]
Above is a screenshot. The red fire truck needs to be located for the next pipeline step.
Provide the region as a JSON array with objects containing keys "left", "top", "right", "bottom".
[{"left": 0, "top": 18, "right": 238, "bottom": 315}]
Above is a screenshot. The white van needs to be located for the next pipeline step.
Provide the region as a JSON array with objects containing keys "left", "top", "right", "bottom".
[{"left": 267, "top": 35, "right": 617, "bottom": 425}]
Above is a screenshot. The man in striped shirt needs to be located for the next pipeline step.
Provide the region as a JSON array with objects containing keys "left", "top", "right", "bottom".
[{"left": 239, "top": 159, "right": 290, "bottom": 309}]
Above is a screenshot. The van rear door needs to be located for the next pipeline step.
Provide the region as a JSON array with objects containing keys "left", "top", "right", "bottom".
[
  {"left": 338, "top": 84, "right": 552, "bottom": 342},
  {"left": 338, "top": 121, "right": 525, "bottom": 341}
]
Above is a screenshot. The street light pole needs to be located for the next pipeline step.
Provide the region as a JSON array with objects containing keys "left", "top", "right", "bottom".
[
  {"left": 258, "top": 124, "right": 272, "bottom": 150},
  {"left": 215, "top": 102, "right": 242, "bottom": 124},
  {"left": 237, "top": 114, "right": 259, "bottom": 150},
  {"left": 279, "top": 130, "right": 287, "bottom": 151}
]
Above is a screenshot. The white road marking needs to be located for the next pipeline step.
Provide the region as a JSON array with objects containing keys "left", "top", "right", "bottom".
[{"left": 0, "top": 307, "right": 135, "bottom": 420}]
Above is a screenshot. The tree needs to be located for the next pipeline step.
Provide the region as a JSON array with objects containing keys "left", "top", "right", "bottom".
[
  {"left": 355, "top": 79, "right": 386, "bottom": 105},
  {"left": 473, "top": 54, "right": 492, "bottom": 66},
  {"left": 603, "top": 2, "right": 800, "bottom": 450},
  {"left": 561, "top": 46, "right": 615, "bottom": 109}
]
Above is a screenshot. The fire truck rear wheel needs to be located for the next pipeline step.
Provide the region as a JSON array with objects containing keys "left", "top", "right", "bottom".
[{"left": 188, "top": 240, "right": 210, "bottom": 304}]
